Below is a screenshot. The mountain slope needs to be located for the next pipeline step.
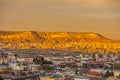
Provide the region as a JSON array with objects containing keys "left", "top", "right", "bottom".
[{"left": 0, "top": 31, "right": 120, "bottom": 53}]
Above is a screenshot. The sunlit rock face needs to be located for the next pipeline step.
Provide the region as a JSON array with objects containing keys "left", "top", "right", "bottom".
[{"left": 0, "top": 31, "right": 120, "bottom": 53}]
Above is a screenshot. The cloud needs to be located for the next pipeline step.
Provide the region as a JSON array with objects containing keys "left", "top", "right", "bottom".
[
  {"left": 1, "top": 0, "right": 120, "bottom": 8},
  {"left": 0, "top": 0, "right": 63, "bottom": 4},
  {"left": 64, "top": 0, "right": 120, "bottom": 8}
]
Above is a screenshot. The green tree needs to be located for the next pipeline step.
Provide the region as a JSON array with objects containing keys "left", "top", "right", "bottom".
[
  {"left": 75, "top": 69, "right": 79, "bottom": 74},
  {"left": 0, "top": 75, "right": 3, "bottom": 80},
  {"left": 110, "top": 70, "right": 114, "bottom": 76},
  {"left": 105, "top": 70, "right": 111, "bottom": 78}
]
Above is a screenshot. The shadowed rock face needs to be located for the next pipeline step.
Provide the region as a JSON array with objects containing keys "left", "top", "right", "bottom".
[{"left": 0, "top": 31, "right": 120, "bottom": 53}]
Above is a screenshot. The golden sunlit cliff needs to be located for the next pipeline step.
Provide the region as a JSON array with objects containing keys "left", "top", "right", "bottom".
[{"left": 0, "top": 31, "right": 120, "bottom": 53}]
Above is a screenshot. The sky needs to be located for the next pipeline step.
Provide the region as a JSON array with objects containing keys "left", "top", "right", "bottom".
[{"left": 0, "top": 0, "right": 120, "bottom": 40}]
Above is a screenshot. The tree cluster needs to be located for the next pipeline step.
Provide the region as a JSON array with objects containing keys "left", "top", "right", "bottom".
[{"left": 104, "top": 70, "right": 114, "bottom": 78}]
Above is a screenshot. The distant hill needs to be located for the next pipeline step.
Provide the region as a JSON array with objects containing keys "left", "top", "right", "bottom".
[{"left": 0, "top": 31, "right": 120, "bottom": 53}]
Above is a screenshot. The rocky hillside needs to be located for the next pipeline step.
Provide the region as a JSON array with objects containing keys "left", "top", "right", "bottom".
[{"left": 0, "top": 31, "right": 120, "bottom": 53}]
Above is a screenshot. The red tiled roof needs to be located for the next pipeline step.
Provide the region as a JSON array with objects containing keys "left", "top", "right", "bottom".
[{"left": 87, "top": 71, "right": 102, "bottom": 76}]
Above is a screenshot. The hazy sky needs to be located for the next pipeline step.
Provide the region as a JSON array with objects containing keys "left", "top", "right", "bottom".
[{"left": 0, "top": 0, "right": 120, "bottom": 40}]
